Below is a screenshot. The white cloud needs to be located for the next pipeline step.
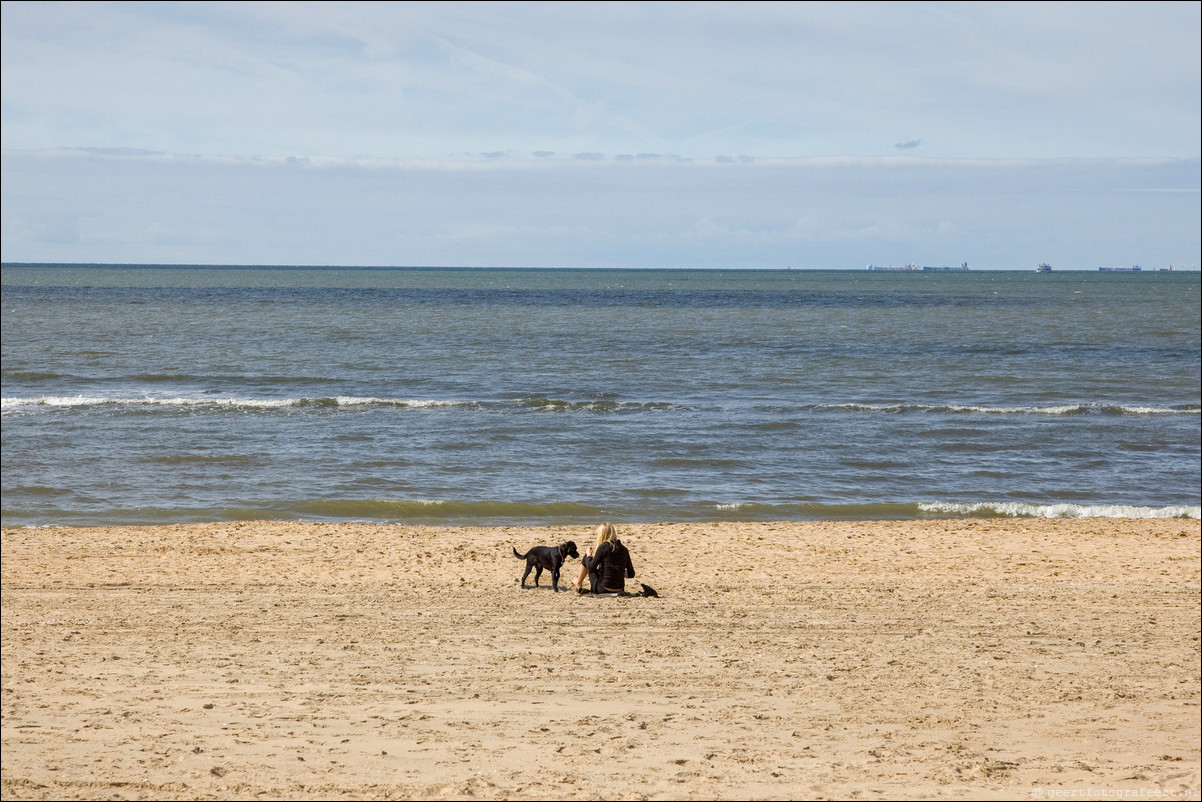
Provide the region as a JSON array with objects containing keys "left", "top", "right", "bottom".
[{"left": 3, "top": 1, "right": 1198, "bottom": 160}]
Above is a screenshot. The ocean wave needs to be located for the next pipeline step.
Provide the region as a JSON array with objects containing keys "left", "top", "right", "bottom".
[
  {"left": 917, "top": 501, "right": 1200, "bottom": 519},
  {"left": 7, "top": 396, "right": 1191, "bottom": 418},
  {"left": 819, "top": 402, "right": 1198, "bottom": 416},
  {"left": 5, "top": 497, "right": 1198, "bottom": 528},
  {"left": 0, "top": 395, "right": 473, "bottom": 413},
  {"left": 516, "top": 396, "right": 685, "bottom": 413},
  {"left": 1, "top": 394, "right": 689, "bottom": 415},
  {"left": 711, "top": 501, "right": 1201, "bottom": 521},
  {"left": 1, "top": 371, "right": 68, "bottom": 382}
]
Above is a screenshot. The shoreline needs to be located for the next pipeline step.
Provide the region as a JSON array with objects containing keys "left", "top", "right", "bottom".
[
  {"left": 3, "top": 518, "right": 1199, "bottom": 800},
  {"left": 3, "top": 500, "right": 1199, "bottom": 532}
]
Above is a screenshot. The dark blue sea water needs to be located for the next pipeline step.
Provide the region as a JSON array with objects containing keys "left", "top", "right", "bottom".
[{"left": 2, "top": 265, "right": 1198, "bottom": 527}]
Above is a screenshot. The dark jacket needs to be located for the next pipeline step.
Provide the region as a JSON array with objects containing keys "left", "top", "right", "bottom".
[{"left": 584, "top": 538, "right": 635, "bottom": 593}]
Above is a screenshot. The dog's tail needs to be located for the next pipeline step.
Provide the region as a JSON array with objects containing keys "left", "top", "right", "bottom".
[{"left": 512, "top": 547, "right": 528, "bottom": 560}]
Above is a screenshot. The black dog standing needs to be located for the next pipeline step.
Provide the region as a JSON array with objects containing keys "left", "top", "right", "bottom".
[{"left": 512, "top": 541, "right": 579, "bottom": 592}]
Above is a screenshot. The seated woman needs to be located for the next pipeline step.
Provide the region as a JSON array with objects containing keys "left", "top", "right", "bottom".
[{"left": 575, "top": 522, "right": 635, "bottom": 594}]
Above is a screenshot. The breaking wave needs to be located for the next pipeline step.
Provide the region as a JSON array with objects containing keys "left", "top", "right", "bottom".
[
  {"left": 917, "top": 501, "right": 1200, "bottom": 519},
  {"left": 818, "top": 402, "right": 1198, "bottom": 416},
  {"left": 6, "top": 396, "right": 1192, "bottom": 417},
  {"left": 1, "top": 394, "right": 688, "bottom": 415},
  {"left": 4, "top": 497, "right": 1197, "bottom": 529},
  {"left": 0, "top": 395, "right": 476, "bottom": 413}
]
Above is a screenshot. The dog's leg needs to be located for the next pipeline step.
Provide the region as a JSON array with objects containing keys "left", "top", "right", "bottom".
[
  {"left": 551, "top": 566, "right": 560, "bottom": 592},
  {"left": 533, "top": 565, "right": 543, "bottom": 587},
  {"left": 521, "top": 563, "right": 534, "bottom": 588}
]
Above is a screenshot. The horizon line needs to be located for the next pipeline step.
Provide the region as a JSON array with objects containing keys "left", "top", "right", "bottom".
[{"left": 4, "top": 262, "right": 1199, "bottom": 273}]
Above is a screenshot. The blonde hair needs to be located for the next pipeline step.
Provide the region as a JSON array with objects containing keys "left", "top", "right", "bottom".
[{"left": 594, "top": 522, "right": 617, "bottom": 551}]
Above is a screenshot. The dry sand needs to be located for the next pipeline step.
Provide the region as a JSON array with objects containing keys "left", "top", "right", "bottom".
[{"left": 2, "top": 518, "right": 1199, "bottom": 800}]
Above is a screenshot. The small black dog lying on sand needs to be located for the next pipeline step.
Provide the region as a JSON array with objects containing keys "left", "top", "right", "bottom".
[{"left": 512, "top": 541, "right": 579, "bottom": 592}]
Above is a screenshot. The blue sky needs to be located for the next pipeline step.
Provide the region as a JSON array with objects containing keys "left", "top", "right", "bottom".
[{"left": 2, "top": 1, "right": 1199, "bottom": 269}]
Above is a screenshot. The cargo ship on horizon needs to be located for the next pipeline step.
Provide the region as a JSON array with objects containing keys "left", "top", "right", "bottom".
[{"left": 867, "top": 262, "right": 969, "bottom": 271}]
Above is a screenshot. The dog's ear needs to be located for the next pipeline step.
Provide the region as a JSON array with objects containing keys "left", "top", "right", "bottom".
[{"left": 640, "top": 584, "right": 659, "bottom": 598}]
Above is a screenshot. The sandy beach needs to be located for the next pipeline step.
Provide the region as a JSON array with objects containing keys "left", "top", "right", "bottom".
[{"left": 2, "top": 518, "right": 1198, "bottom": 800}]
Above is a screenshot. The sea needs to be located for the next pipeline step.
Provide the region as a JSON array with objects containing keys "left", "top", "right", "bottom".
[{"left": 2, "top": 264, "right": 1198, "bottom": 528}]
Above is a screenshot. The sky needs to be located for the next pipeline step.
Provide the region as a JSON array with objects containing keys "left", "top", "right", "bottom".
[{"left": 1, "top": 0, "right": 1199, "bottom": 269}]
